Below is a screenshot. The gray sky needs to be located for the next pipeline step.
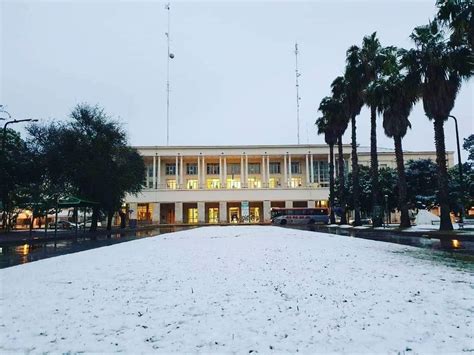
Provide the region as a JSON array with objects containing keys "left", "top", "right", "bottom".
[{"left": 1, "top": 0, "right": 473, "bottom": 159}]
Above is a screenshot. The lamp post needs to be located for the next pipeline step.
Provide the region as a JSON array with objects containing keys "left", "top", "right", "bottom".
[
  {"left": 384, "top": 194, "right": 389, "bottom": 228},
  {"left": 449, "top": 115, "right": 464, "bottom": 225}
]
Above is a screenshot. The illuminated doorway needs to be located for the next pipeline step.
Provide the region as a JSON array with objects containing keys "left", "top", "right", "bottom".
[{"left": 229, "top": 207, "right": 240, "bottom": 223}]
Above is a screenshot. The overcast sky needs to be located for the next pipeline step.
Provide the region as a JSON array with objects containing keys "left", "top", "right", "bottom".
[{"left": 1, "top": 0, "right": 473, "bottom": 159}]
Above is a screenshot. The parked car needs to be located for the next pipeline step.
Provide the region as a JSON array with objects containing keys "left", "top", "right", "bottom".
[
  {"left": 48, "top": 220, "right": 76, "bottom": 229},
  {"left": 349, "top": 218, "right": 372, "bottom": 226},
  {"left": 78, "top": 220, "right": 102, "bottom": 229}
]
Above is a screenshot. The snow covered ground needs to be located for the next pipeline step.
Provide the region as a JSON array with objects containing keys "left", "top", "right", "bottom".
[{"left": 1, "top": 226, "right": 472, "bottom": 353}]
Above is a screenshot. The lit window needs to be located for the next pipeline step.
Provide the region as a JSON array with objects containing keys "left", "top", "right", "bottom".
[
  {"left": 207, "top": 163, "right": 220, "bottom": 175},
  {"left": 269, "top": 178, "right": 280, "bottom": 188},
  {"left": 226, "top": 178, "right": 241, "bottom": 189},
  {"left": 186, "top": 163, "right": 198, "bottom": 175},
  {"left": 187, "top": 208, "right": 198, "bottom": 224},
  {"left": 289, "top": 177, "right": 302, "bottom": 188},
  {"left": 166, "top": 179, "right": 177, "bottom": 189},
  {"left": 208, "top": 208, "right": 219, "bottom": 223},
  {"left": 247, "top": 177, "right": 261, "bottom": 188},
  {"left": 165, "top": 164, "right": 176, "bottom": 175},
  {"left": 187, "top": 179, "right": 198, "bottom": 189},
  {"left": 207, "top": 179, "right": 220, "bottom": 189}
]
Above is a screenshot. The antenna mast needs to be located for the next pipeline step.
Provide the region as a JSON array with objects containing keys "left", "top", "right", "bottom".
[
  {"left": 294, "top": 42, "right": 301, "bottom": 145},
  {"left": 165, "top": 2, "right": 171, "bottom": 146}
]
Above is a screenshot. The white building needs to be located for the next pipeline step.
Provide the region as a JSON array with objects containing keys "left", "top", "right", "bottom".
[{"left": 125, "top": 144, "right": 453, "bottom": 225}]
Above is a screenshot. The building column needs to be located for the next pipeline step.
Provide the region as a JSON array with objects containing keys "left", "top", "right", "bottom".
[
  {"left": 197, "top": 201, "right": 205, "bottom": 223},
  {"left": 266, "top": 155, "right": 270, "bottom": 186},
  {"left": 283, "top": 154, "right": 288, "bottom": 187},
  {"left": 241, "top": 155, "right": 244, "bottom": 188},
  {"left": 288, "top": 154, "right": 292, "bottom": 187},
  {"left": 219, "top": 201, "right": 227, "bottom": 223},
  {"left": 308, "top": 200, "right": 316, "bottom": 208},
  {"left": 223, "top": 156, "right": 227, "bottom": 188},
  {"left": 202, "top": 156, "right": 206, "bottom": 188},
  {"left": 175, "top": 155, "right": 179, "bottom": 188},
  {"left": 310, "top": 154, "right": 314, "bottom": 184},
  {"left": 285, "top": 201, "right": 293, "bottom": 208},
  {"left": 219, "top": 155, "right": 223, "bottom": 188},
  {"left": 152, "top": 155, "right": 157, "bottom": 189},
  {"left": 263, "top": 200, "right": 271, "bottom": 223},
  {"left": 197, "top": 155, "right": 201, "bottom": 188},
  {"left": 261, "top": 155, "right": 266, "bottom": 187},
  {"left": 305, "top": 154, "right": 310, "bottom": 186},
  {"left": 157, "top": 156, "right": 161, "bottom": 188},
  {"left": 180, "top": 155, "right": 184, "bottom": 187},
  {"left": 175, "top": 202, "right": 183, "bottom": 224},
  {"left": 151, "top": 202, "right": 160, "bottom": 223},
  {"left": 245, "top": 154, "right": 248, "bottom": 188}
]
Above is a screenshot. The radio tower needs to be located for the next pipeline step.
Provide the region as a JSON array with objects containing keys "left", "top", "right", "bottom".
[
  {"left": 294, "top": 42, "right": 301, "bottom": 145},
  {"left": 165, "top": 2, "right": 174, "bottom": 146}
]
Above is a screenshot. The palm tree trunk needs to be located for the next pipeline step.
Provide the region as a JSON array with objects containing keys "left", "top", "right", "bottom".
[
  {"left": 351, "top": 115, "right": 361, "bottom": 226},
  {"left": 433, "top": 119, "right": 453, "bottom": 231},
  {"left": 370, "top": 105, "right": 382, "bottom": 227},
  {"left": 337, "top": 136, "right": 347, "bottom": 225},
  {"left": 106, "top": 209, "right": 113, "bottom": 230},
  {"left": 329, "top": 143, "right": 336, "bottom": 224},
  {"left": 393, "top": 135, "right": 410, "bottom": 228},
  {"left": 90, "top": 206, "right": 99, "bottom": 232}
]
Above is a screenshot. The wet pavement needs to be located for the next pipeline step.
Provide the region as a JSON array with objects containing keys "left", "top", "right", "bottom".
[{"left": 0, "top": 227, "right": 194, "bottom": 269}]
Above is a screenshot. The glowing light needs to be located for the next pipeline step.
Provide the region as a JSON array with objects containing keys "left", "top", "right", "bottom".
[
  {"left": 22, "top": 244, "right": 29, "bottom": 255},
  {"left": 452, "top": 239, "right": 460, "bottom": 248}
]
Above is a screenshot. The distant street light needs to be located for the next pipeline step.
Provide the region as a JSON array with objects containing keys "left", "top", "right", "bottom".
[{"left": 449, "top": 115, "right": 464, "bottom": 225}]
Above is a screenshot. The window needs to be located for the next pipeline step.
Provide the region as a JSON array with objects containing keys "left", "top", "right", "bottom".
[
  {"left": 207, "top": 178, "right": 220, "bottom": 189},
  {"left": 289, "top": 177, "right": 302, "bottom": 187},
  {"left": 166, "top": 179, "right": 177, "bottom": 189},
  {"left": 248, "top": 163, "right": 260, "bottom": 174},
  {"left": 187, "top": 179, "right": 198, "bottom": 189},
  {"left": 291, "top": 162, "right": 301, "bottom": 174},
  {"left": 145, "top": 164, "right": 154, "bottom": 188},
  {"left": 319, "top": 161, "right": 329, "bottom": 183},
  {"left": 269, "top": 162, "right": 281, "bottom": 174},
  {"left": 186, "top": 163, "right": 198, "bottom": 175},
  {"left": 247, "top": 177, "right": 261, "bottom": 188},
  {"left": 228, "top": 164, "right": 240, "bottom": 175},
  {"left": 165, "top": 163, "right": 176, "bottom": 175},
  {"left": 208, "top": 208, "right": 219, "bottom": 223},
  {"left": 187, "top": 208, "right": 198, "bottom": 224},
  {"left": 269, "top": 177, "right": 280, "bottom": 188},
  {"left": 226, "top": 178, "right": 241, "bottom": 189},
  {"left": 207, "top": 163, "right": 220, "bottom": 175}
]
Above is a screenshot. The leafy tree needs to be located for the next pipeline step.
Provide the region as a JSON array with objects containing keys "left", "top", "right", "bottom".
[
  {"left": 405, "top": 159, "right": 439, "bottom": 208},
  {"left": 0, "top": 128, "right": 32, "bottom": 230},
  {"left": 28, "top": 104, "right": 145, "bottom": 231},
  {"left": 463, "top": 134, "right": 474, "bottom": 161},
  {"left": 405, "top": 21, "right": 472, "bottom": 230}
]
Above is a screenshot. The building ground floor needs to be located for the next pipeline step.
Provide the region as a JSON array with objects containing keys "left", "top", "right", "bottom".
[{"left": 127, "top": 199, "right": 329, "bottom": 225}]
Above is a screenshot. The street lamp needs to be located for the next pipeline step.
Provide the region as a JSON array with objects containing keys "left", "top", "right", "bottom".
[
  {"left": 449, "top": 115, "right": 464, "bottom": 225},
  {"left": 2, "top": 118, "right": 39, "bottom": 152}
]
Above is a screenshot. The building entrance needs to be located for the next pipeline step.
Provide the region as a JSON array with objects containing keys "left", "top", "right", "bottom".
[{"left": 229, "top": 207, "right": 240, "bottom": 223}]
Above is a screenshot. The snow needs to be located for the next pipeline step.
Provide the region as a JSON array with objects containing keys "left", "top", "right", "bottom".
[{"left": 0, "top": 226, "right": 472, "bottom": 353}]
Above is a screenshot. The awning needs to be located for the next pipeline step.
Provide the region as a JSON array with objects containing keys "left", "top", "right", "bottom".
[{"left": 57, "top": 196, "right": 99, "bottom": 208}]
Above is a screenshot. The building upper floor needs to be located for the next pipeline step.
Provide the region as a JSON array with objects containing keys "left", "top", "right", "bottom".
[{"left": 134, "top": 144, "right": 454, "bottom": 192}]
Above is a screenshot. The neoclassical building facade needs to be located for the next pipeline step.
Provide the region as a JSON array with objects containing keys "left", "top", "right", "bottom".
[{"left": 125, "top": 144, "right": 454, "bottom": 225}]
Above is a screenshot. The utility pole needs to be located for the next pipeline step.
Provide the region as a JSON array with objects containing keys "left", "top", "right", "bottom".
[{"left": 294, "top": 42, "right": 301, "bottom": 145}]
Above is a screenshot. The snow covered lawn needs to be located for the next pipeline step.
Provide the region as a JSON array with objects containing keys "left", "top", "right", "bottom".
[{"left": 1, "top": 226, "right": 472, "bottom": 353}]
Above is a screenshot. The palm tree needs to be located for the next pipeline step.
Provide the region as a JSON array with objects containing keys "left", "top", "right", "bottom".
[
  {"left": 436, "top": 0, "right": 473, "bottom": 49},
  {"left": 376, "top": 50, "right": 419, "bottom": 228},
  {"left": 405, "top": 21, "right": 472, "bottom": 230},
  {"left": 342, "top": 46, "right": 366, "bottom": 226},
  {"left": 330, "top": 78, "right": 351, "bottom": 224},
  {"left": 360, "top": 32, "right": 385, "bottom": 227},
  {"left": 317, "top": 98, "right": 339, "bottom": 224}
]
